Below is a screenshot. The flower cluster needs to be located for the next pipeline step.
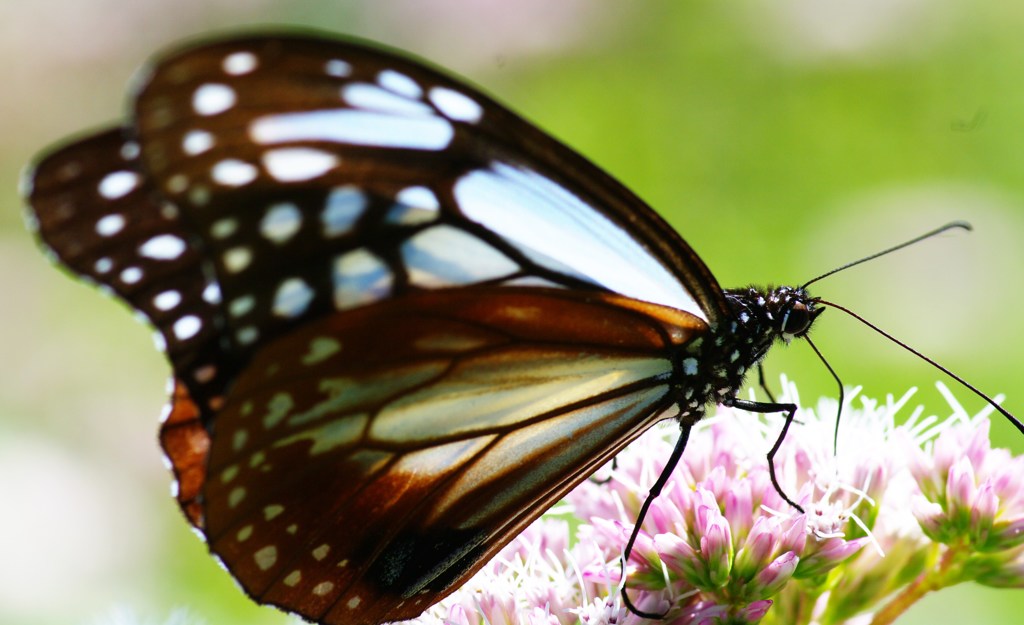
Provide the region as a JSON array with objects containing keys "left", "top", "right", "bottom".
[
  {"left": 907, "top": 417, "right": 1024, "bottom": 587},
  {"left": 401, "top": 382, "right": 1024, "bottom": 625}
]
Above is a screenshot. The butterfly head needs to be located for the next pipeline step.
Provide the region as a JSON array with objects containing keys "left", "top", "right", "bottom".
[{"left": 764, "top": 286, "right": 823, "bottom": 344}]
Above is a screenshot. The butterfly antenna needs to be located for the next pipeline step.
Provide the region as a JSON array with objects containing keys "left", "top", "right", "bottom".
[
  {"left": 804, "top": 335, "right": 845, "bottom": 455},
  {"left": 802, "top": 221, "right": 972, "bottom": 289},
  {"left": 815, "top": 298, "right": 1024, "bottom": 435}
]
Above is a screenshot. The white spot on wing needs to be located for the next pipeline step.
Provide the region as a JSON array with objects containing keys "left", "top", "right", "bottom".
[
  {"left": 223, "top": 51, "right": 258, "bottom": 75},
  {"left": 429, "top": 87, "right": 483, "bottom": 123},
  {"left": 261, "top": 202, "right": 302, "bottom": 243},
  {"left": 254, "top": 545, "right": 278, "bottom": 571},
  {"left": 98, "top": 171, "right": 140, "bottom": 199},
  {"left": 325, "top": 59, "right": 352, "bottom": 76},
  {"left": 211, "top": 217, "right": 238, "bottom": 239},
  {"left": 343, "top": 83, "right": 432, "bottom": 117},
  {"left": 378, "top": 70, "right": 423, "bottom": 99},
  {"left": 333, "top": 249, "right": 392, "bottom": 310},
  {"left": 223, "top": 247, "right": 252, "bottom": 273},
  {"left": 262, "top": 147, "right": 339, "bottom": 182},
  {"left": 401, "top": 225, "right": 518, "bottom": 287},
  {"left": 173, "top": 315, "right": 202, "bottom": 340},
  {"left": 153, "top": 290, "right": 182, "bottom": 311},
  {"left": 120, "top": 142, "right": 140, "bottom": 159},
  {"left": 321, "top": 186, "right": 366, "bottom": 236},
  {"left": 202, "top": 282, "right": 222, "bottom": 304},
  {"left": 312, "top": 581, "right": 334, "bottom": 596},
  {"left": 229, "top": 295, "right": 255, "bottom": 318},
  {"left": 212, "top": 159, "right": 258, "bottom": 186},
  {"left": 251, "top": 110, "right": 453, "bottom": 150},
  {"left": 139, "top": 234, "right": 187, "bottom": 260},
  {"left": 95, "top": 214, "right": 125, "bottom": 236},
  {"left": 183, "top": 130, "right": 214, "bottom": 155},
  {"left": 272, "top": 278, "right": 314, "bottom": 318},
  {"left": 94, "top": 257, "right": 113, "bottom": 274},
  {"left": 237, "top": 326, "right": 258, "bottom": 345},
  {"left": 119, "top": 266, "right": 142, "bottom": 284},
  {"left": 193, "top": 83, "right": 237, "bottom": 116},
  {"left": 454, "top": 163, "right": 705, "bottom": 320}
]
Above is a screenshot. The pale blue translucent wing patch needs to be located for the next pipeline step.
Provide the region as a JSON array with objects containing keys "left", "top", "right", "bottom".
[
  {"left": 331, "top": 249, "right": 393, "bottom": 310},
  {"left": 453, "top": 162, "right": 702, "bottom": 318},
  {"left": 400, "top": 225, "right": 520, "bottom": 288}
]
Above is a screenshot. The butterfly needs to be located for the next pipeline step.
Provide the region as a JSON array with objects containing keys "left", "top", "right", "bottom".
[{"left": 25, "top": 32, "right": 826, "bottom": 624}]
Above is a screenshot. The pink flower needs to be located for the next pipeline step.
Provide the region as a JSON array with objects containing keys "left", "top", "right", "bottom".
[
  {"left": 905, "top": 417, "right": 1024, "bottom": 587},
  {"left": 399, "top": 383, "right": 1023, "bottom": 624}
]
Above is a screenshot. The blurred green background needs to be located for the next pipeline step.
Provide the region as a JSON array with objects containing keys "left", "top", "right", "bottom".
[{"left": 2, "top": 1, "right": 1022, "bottom": 624}]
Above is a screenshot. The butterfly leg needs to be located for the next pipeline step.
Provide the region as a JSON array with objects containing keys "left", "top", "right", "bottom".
[
  {"left": 757, "top": 363, "right": 777, "bottom": 404},
  {"left": 757, "top": 365, "right": 807, "bottom": 425},
  {"left": 724, "top": 397, "right": 805, "bottom": 513},
  {"left": 620, "top": 423, "right": 692, "bottom": 619}
]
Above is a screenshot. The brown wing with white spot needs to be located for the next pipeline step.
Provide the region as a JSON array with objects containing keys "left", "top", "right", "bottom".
[
  {"left": 28, "top": 33, "right": 722, "bottom": 419},
  {"left": 176, "top": 287, "right": 702, "bottom": 625},
  {"left": 25, "top": 128, "right": 235, "bottom": 411},
  {"left": 128, "top": 33, "right": 724, "bottom": 366}
]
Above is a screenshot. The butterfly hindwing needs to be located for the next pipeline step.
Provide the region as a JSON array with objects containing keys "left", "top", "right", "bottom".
[{"left": 189, "top": 287, "right": 702, "bottom": 624}]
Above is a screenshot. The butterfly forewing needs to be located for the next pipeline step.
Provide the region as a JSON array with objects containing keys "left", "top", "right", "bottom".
[
  {"left": 26, "top": 128, "right": 235, "bottom": 410},
  {"left": 130, "top": 35, "right": 723, "bottom": 338}
]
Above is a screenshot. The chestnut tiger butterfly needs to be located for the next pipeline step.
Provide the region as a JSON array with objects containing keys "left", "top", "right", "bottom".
[{"left": 24, "top": 32, "right": 1020, "bottom": 625}]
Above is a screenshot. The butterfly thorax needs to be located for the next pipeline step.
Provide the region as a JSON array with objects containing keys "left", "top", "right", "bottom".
[{"left": 672, "top": 285, "right": 820, "bottom": 425}]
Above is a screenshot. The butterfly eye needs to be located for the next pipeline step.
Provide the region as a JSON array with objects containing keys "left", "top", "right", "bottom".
[{"left": 782, "top": 301, "right": 813, "bottom": 337}]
